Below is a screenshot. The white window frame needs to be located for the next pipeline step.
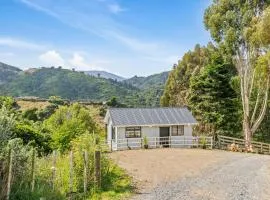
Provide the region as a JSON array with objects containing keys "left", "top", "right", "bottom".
[{"left": 125, "top": 126, "right": 141, "bottom": 138}]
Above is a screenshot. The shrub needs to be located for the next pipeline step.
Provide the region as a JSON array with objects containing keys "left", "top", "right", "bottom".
[
  {"left": 0, "top": 106, "right": 16, "bottom": 150},
  {"left": 13, "top": 123, "right": 52, "bottom": 155},
  {"left": 45, "top": 104, "right": 98, "bottom": 152},
  {"left": 199, "top": 136, "right": 207, "bottom": 149},
  {"left": 22, "top": 108, "right": 39, "bottom": 121}
]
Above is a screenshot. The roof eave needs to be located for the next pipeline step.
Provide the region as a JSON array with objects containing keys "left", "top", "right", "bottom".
[{"left": 113, "top": 122, "right": 198, "bottom": 127}]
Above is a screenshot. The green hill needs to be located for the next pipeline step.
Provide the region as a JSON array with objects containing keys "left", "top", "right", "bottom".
[
  {"left": 0, "top": 67, "right": 137, "bottom": 102},
  {"left": 124, "top": 72, "right": 169, "bottom": 106},
  {"left": 0, "top": 63, "right": 169, "bottom": 106},
  {"left": 0, "top": 62, "right": 22, "bottom": 85},
  {"left": 124, "top": 71, "right": 169, "bottom": 89}
]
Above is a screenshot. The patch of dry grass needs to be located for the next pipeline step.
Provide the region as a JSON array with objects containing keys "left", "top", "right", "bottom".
[{"left": 17, "top": 100, "right": 51, "bottom": 111}]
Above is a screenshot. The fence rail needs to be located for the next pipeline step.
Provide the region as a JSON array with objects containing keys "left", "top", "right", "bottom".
[
  {"left": 107, "top": 136, "right": 213, "bottom": 151},
  {"left": 218, "top": 135, "right": 270, "bottom": 154}
]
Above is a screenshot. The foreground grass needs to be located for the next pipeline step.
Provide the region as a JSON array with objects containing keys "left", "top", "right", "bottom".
[
  {"left": 9, "top": 162, "right": 133, "bottom": 200},
  {"left": 90, "top": 165, "right": 133, "bottom": 200}
]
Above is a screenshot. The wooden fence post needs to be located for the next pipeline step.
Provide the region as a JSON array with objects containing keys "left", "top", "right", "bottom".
[
  {"left": 83, "top": 150, "right": 88, "bottom": 193},
  {"left": 69, "top": 151, "right": 73, "bottom": 197},
  {"left": 126, "top": 139, "right": 128, "bottom": 149},
  {"left": 95, "top": 151, "right": 101, "bottom": 189},
  {"left": 31, "top": 148, "right": 36, "bottom": 192},
  {"left": 110, "top": 140, "right": 113, "bottom": 152},
  {"left": 52, "top": 150, "right": 56, "bottom": 190},
  {"left": 6, "top": 147, "right": 13, "bottom": 200}
]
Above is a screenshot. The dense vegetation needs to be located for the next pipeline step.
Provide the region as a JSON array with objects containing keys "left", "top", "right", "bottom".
[
  {"left": 0, "top": 67, "right": 136, "bottom": 102},
  {"left": 162, "top": 1, "right": 270, "bottom": 144},
  {"left": 0, "top": 62, "right": 22, "bottom": 85},
  {"left": 0, "top": 96, "right": 132, "bottom": 199},
  {"left": 0, "top": 65, "right": 168, "bottom": 107}
]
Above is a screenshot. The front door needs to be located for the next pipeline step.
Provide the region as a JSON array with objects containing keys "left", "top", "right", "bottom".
[{"left": 159, "top": 127, "right": 170, "bottom": 146}]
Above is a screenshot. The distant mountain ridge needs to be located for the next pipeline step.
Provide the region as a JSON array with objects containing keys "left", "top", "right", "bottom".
[
  {"left": 124, "top": 71, "right": 169, "bottom": 89},
  {"left": 84, "top": 70, "right": 126, "bottom": 82},
  {"left": 0, "top": 62, "right": 169, "bottom": 106}
]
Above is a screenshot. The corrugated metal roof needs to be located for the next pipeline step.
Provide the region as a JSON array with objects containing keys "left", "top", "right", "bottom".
[{"left": 107, "top": 107, "right": 197, "bottom": 126}]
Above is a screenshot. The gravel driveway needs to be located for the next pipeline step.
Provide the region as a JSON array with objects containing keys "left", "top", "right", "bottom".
[{"left": 110, "top": 149, "right": 270, "bottom": 200}]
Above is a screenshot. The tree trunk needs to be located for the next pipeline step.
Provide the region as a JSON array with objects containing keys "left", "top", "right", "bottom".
[{"left": 243, "top": 117, "right": 252, "bottom": 150}]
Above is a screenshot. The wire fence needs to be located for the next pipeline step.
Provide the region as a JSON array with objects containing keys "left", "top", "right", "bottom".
[{"left": 0, "top": 147, "right": 105, "bottom": 200}]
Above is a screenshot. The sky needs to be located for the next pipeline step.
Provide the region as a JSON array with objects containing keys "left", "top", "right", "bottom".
[{"left": 0, "top": 0, "right": 211, "bottom": 78}]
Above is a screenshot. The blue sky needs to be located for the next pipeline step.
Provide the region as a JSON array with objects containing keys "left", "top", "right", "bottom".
[{"left": 0, "top": 0, "right": 211, "bottom": 77}]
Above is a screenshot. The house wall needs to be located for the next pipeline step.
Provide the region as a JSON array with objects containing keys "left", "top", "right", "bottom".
[
  {"left": 116, "top": 125, "right": 193, "bottom": 139},
  {"left": 117, "top": 126, "right": 160, "bottom": 139},
  {"left": 170, "top": 125, "right": 193, "bottom": 147},
  {"left": 108, "top": 124, "right": 194, "bottom": 150}
]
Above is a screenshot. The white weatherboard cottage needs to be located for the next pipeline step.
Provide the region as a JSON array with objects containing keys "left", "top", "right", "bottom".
[{"left": 104, "top": 107, "right": 199, "bottom": 151}]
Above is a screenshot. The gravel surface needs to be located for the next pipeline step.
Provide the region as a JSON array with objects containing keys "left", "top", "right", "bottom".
[{"left": 132, "top": 153, "right": 270, "bottom": 200}]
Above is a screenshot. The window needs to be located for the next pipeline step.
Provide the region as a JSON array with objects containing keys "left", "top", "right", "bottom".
[
  {"left": 171, "top": 125, "right": 184, "bottom": 136},
  {"left": 125, "top": 127, "right": 141, "bottom": 138}
]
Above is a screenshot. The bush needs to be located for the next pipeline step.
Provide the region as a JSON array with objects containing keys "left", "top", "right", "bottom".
[
  {"left": 199, "top": 136, "right": 207, "bottom": 149},
  {"left": 37, "top": 104, "right": 58, "bottom": 120},
  {"left": 45, "top": 104, "right": 98, "bottom": 152},
  {"left": 22, "top": 108, "right": 39, "bottom": 121},
  {"left": 0, "top": 106, "right": 16, "bottom": 150},
  {"left": 13, "top": 123, "right": 52, "bottom": 155}
]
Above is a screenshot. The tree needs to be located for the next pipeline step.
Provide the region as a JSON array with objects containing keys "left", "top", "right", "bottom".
[
  {"left": 107, "top": 97, "right": 126, "bottom": 108},
  {"left": 45, "top": 103, "right": 98, "bottom": 151},
  {"left": 189, "top": 51, "right": 240, "bottom": 136},
  {"left": 161, "top": 44, "right": 213, "bottom": 106},
  {"left": 204, "top": 1, "right": 270, "bottom": 148}
]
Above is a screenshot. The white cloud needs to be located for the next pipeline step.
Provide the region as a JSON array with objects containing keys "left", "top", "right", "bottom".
[
  {"left": 69, "top": 52, "right": 107, "bottom": 71},
  {"left": 0, "top": 37, "right": 44, "bottom": 50},
  {"left": 69, "top": 53, "right": 89, "bottom": 68},
  {"left": 39, "top": 50, "right": 65, "bottom": 66},
  {"left": 108, "top": 4, "right": 126, "bottom": 14}
]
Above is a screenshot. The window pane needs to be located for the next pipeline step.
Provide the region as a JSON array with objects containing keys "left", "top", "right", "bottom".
[
  {"left": 178, "top": 126, "right": 184, "bottom": 135},
  {"left": 172, "top": 126, "right": 178, "bottom": 136},
  {"left": 125, "top": 127, "right": 141, "bottom": 138}
]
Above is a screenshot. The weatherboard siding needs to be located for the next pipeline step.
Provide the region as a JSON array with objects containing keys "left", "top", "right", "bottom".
[{"left": 116, "top": 125, "right": 192, "bottom": 139}]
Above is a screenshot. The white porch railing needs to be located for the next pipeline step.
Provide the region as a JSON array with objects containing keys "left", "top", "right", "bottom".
[{"left": 107, "top": 136, "right": 213, "bottom": 151}]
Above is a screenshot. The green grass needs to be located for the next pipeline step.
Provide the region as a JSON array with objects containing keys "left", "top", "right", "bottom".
[{"left": 93, "top": 162, "right": 134, "bottom": 200}]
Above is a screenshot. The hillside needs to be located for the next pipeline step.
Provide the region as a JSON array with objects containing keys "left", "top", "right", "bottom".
[
  {"left": 124, "top": 71, "right": 169, "bottom": 89},
  {"left": 0, "top": 62, "right": 169, "bottom": 106},
  {"left": 124, "top": 72, "right": 169, "bottom": 106},
  {"left": 0, "top": 67, "right": 137, "bottom": 102},
  {"left": 84, "top": 70, "right": 126, "bottom": 81},
  {"left": 0, "top": 62, "right": 22, "bottom": 85}
]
